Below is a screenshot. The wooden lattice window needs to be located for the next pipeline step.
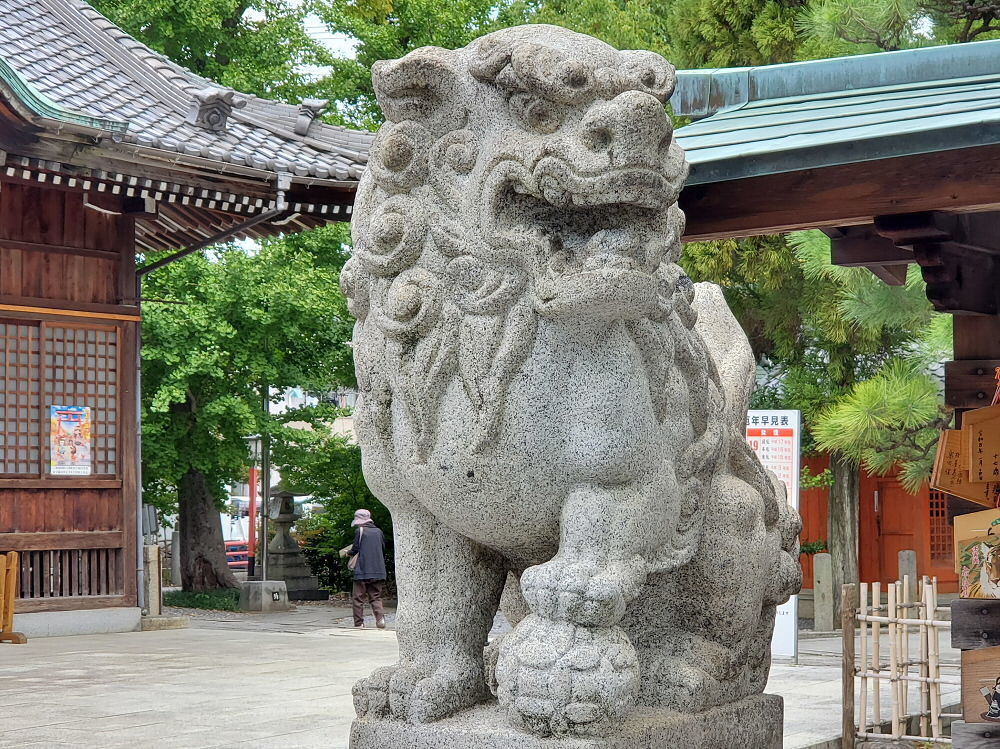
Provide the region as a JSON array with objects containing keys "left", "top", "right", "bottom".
[
  {"left": 0, "top": 321, "right": 41, "bottom": 474},
  {"left": 0, "top": 319, "right": 119, "bottom": 478},
  {"left": 929, "top": 489, "right": 952, "bottom": 562}
]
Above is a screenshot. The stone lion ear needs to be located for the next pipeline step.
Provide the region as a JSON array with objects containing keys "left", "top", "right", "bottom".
[
  {"left": 618, "top": 50, "right": 676, "bottom": 102},
  {"left": 372, "top": 47, "right": 467, "bottom": 130}
]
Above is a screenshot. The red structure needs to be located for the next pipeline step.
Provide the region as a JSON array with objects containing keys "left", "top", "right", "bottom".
[{"left": 799, "top": 456, "right": 959, "bottom": 593}]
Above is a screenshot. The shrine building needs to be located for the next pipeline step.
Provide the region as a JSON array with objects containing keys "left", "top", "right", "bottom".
[{"left": 0, "top": 0, "right": 368, "bottom": 635}]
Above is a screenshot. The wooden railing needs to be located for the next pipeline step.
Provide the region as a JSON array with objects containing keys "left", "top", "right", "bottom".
[
  {"left": 0, "top": 551, "right": 26, "bottom": 643},
  {"left": 843, "top": 577, "right": 959, "bottom": 747}
]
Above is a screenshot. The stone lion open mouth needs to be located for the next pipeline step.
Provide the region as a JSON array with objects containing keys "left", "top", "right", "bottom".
[{"left": 483, "top": 158, "right": 672, "bottom": 318}]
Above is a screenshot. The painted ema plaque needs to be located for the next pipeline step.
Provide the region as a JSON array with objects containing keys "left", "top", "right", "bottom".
[
  {"left": 49, "top": 405, "right": 92, "bottom": 476},
  {"left": 747, "top": 409, "right": 801, "bottom": 661}
]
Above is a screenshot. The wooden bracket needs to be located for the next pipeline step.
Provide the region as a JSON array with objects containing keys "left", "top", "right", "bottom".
[
  {"left": 825, "top": 226, "right": 913, "bottom": 286},
  {"left": 945, "top": 361, "right": 1000, "bottom": 409},
  {"left": 871, "top": 211, "right": 1000, "bottom": 314}
]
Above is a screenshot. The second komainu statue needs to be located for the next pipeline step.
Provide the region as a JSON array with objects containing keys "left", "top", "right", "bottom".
[{"left": 343, "top": 23, "right": 802, "bottom": 743}]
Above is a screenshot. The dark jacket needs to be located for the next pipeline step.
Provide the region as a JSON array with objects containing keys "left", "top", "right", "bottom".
[{"left": 350, "top": 522, "right": 386, "bottom": 581}]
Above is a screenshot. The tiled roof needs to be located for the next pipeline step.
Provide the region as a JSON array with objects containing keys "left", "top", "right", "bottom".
[
  {"left": 0, "top": 0, "right": 372, "bottom": 182},
  {"left": 673, "top": 40, "right": 1000, "bottom": 185}
]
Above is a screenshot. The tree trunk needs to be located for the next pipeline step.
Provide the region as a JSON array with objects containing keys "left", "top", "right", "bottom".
[
  {"left": 829, "top": 452, "right": 860, "bottom": 622},
  {"left": 179, "top": 468, "right": 238, "bottom": 592}
]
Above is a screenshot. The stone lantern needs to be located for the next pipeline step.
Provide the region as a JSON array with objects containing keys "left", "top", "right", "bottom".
[{"left": 266, "top": 485, "right": 325, "bottom": 601}]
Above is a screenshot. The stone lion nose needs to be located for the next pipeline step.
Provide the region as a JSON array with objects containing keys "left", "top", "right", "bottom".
[{"left": 579, "top": 91, "right": 671, "bottom": 167}]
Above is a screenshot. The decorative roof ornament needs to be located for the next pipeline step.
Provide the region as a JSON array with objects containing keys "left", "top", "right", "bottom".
[
  {"left": 295, "top": 98, "right": 328, "bottom": 136},
  {"left": 187, "top": 87, "right": 246, "bottom": 132}
]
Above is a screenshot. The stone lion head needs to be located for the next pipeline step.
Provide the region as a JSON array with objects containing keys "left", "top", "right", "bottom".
[{"left": 344, "top": 25, "right": 701, "bottom": 462}]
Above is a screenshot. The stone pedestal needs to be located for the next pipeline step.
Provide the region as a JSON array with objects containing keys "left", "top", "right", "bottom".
[
  {"left": 350, "top": 694, "right": 783, "bottom": 749},
  {"left": 267, "top": 489, "right": 325, "bottom": 601},
  {"left": 239, "top": 580, "right": 289, "bottom": 612}
]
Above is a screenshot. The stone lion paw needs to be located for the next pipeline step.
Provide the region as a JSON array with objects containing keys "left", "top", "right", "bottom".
[
  {"left": 521, "top": 558, "right": 637, "bottom": 627},
  {"left": 354, "top": 659, "right": 487, "bottom": 723},
  {"left": 353, "top": 664, "right": 396, "bottom": 718},
  {"left": 495, "top": 615, "right": 639, "bottom": 737}
]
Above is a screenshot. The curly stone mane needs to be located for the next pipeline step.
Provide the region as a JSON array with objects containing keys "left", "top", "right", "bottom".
[{"left": 342, "top": 31, "right": 730, "bottom": 567}]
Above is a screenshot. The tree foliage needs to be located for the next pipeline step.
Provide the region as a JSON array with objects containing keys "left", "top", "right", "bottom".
[
  {"left": 140, "top": 225, "right": 355, "bottom": 516},
  {"left": 90, "top": 0, "right": 324, "bottom": 101},
  {"left": 812, "top": 360, "right": 950, "bottom": 491},
  {"left": 272, "top": 408, "right": 392, "bottom": 591}
]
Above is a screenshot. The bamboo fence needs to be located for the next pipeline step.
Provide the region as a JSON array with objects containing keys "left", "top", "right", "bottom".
[{"left": 843, "top": 576, "right": 959, "bottom": 747}]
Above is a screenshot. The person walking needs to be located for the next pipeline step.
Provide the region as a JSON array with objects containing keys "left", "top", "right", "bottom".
[{"left": 346, "top": 508, "right": 387, "bottom": 629}]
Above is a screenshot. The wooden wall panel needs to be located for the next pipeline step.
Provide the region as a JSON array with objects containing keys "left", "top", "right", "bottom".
[
  {"left": 0, "top": 183, "right": 120, "bottom": 305},
  {"left": 0, "top": 489, "right": 121, "bottom": 533}
]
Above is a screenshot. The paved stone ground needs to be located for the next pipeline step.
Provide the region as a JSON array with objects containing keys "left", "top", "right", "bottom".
[{"left": 1, "top": 604, "right": 961, "bottom": 749}]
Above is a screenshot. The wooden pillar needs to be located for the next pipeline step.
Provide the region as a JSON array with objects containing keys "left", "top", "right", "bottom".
[{"left": 948, "top": 316, "right": 1000, "bottom": 424}]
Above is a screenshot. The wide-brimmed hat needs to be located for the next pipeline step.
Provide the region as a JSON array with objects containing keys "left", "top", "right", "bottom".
[{"left": 352, "top": 509, "right": 372, "bottom": 527}]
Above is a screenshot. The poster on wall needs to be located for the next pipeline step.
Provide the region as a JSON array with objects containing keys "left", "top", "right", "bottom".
[
  {"left": 747, "top": 409, "right": 801, "bottom": 662},
  {"left": 50, "top": 405, "right": 92, "bottom": 476}
]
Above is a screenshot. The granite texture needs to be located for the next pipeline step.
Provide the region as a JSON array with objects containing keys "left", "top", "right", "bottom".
[
  {"left": 350, "top": 695, "right": 784, "bottom": 748},
  {"left": 345, "top": 23, "right": 802, "bottom": 739}
]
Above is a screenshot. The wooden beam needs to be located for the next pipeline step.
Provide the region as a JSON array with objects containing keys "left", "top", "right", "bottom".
[
  {"left": 955, "top": 317, "right": 1000, "bottom": 361},
  {"left": 0, "top": 478, "right": 123, "bottom": 489},
  {"left": 680, "top": 144, "right": 1000, "bottom": 242},
  {"left": 944, "top": 360, "right": 1000, "bottom": 409},
  {"left": 13, "top": 594, "right": 132, "bottom": 613},
  {"left": 0, "top": 531, "right": 123, "bottom": 552},
  {"left": 825, "top": 226, "right": 914, "bottom": 267},
  {"left": 0, "top": 238, "right": 119, "bottom": 260},
  {"left": 0, "top": 301, "right": 140, "bottom": 322}
]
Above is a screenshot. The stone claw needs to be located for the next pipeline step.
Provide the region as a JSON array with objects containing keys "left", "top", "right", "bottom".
[
  {"left": 355, "top": 659, "right": 487, "bottom": 724},
  {"left": 521, "top": 558, "right": 637, "bottom": 627}
]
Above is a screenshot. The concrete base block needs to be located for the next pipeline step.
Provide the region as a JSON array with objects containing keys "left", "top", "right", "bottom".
[
  {"left": 239, "top": 580, "right": 289, "bottom": 612},
  {"left": 350, "top": 694, "right": 783, "bottom": 749},
  {"left": 13, "top": 607, "right": 141, "bottom": 638},
  {"left": 140, "top": 615, "right": 190, "bottom": 631}
]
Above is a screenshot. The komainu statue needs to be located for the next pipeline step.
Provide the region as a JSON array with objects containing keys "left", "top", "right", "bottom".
[{"left": 344, "top": 23, "right": 801, "bottom": 745}]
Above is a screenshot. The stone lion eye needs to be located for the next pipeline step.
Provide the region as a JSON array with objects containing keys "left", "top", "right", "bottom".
[{"left": 640, "top": 70, "right": 657, "bottom": 87}]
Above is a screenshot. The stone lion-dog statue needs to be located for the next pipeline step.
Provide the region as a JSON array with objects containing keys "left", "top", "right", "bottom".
[{"left": 342, "top": 23, "right": 802, "bottom": 740}]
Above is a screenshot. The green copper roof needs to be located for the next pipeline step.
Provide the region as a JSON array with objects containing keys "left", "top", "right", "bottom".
[
  {"left": 0, "top": 54, "right": 128, "bottom": 134},
  {"left": 672, "top": 40, "right": 1000, "bottom": 185}
]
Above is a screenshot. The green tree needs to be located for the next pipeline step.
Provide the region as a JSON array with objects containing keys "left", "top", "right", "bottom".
[
  {"left": 90, "top": 0, "right": 323, "bottom": 101},
  {"left": 141, "top": 225, "right": 355, "bottom": 591},
  {"left": 685, "top": 230, "right": 946, "bottom": 609},
  {"left": 273, "top": 410, "right": 392, "bottom": 592},
  {"left": 312, "top": 0, "right": 529, "bottom": 128}
]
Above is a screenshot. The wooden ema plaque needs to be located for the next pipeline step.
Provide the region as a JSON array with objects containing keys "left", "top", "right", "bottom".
[
  {"left": 931, "top": 430, "right": 1000, "bottom": 508},
  {"left": 953, "top": 601, "right": 1000, "bottom": 739},
  {"left": 963, "top": 646, "right": 1000, "bottom": 723},
  {"left": 966, "top": 405, "right": 1000, "bottom": 483},
  {"left": 955, "top": 509, "right": 1000, "bottom": 573}
]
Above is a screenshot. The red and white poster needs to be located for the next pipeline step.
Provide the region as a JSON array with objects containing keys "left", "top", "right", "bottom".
[
  {"left": 747, "top": 409, "right": 801, "bottom": 661},
  {"left": 50, "top": 405, "right": 92, "bottom": 476}
]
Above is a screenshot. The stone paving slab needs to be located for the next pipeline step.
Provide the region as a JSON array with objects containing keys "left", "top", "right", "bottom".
[{"left": 0, "top": 620, "right": 955, "bottom": 749}]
